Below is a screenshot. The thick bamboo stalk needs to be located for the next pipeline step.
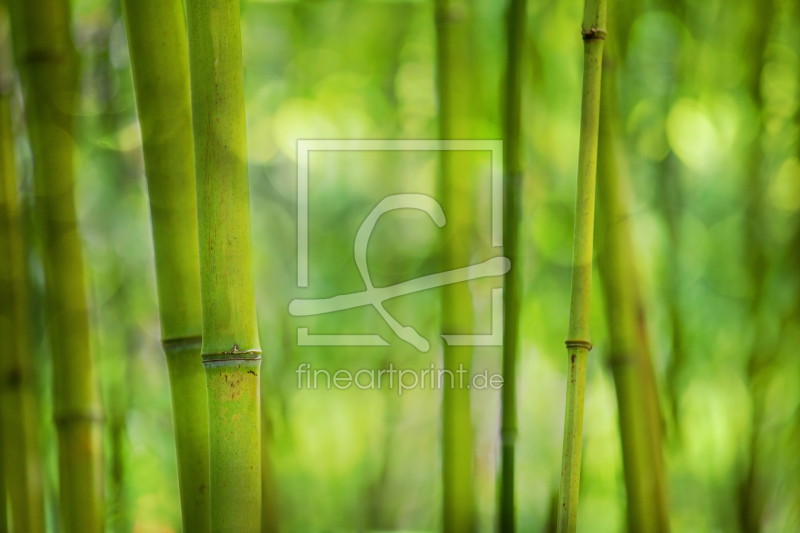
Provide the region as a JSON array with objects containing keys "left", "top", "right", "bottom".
[
  {"left": 185, "top": 0, "right": 262, "bottom": 530},
  {"left": 0, "top": 74, "right": 46, "bottom": 533},
  {"left": 499, "top": 0, "right": 526, "bottom": 529},
  {"left": 6, "top": 1, "right": 104, "bottom": 531},
  {"left": 434, "top": 0, "right": 476, "bottom": 530},
  {"left": 120, "top": 1, "right": 211, "bottom": 530},
  {"left": 595, "top": 38, "right": 669, "bottom": 532},
  {"left": 556, "top": 0, "right": 606, "bottom": 530}
]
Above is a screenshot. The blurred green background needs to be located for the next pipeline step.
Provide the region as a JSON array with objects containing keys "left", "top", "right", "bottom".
[{"left": 6, "top": 0, "right": 800, "bottom": 531}]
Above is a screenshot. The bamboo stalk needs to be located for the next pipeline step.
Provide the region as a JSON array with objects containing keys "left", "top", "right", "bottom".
[
  {"left": 556, "top": 0, "right": 606, "bottom": 530},
  {"left": 6, "top": 1, "right": 104, "bottom": 531},
  {"left": 499, "top": 0, "right": 526, "bottom": 529},
  {"left": 739, "top": 2, "right": 774, "bottom": 530},
  {"left": 0, "top": 41, "right": 46, "bottom": 533},
  {"left": 0, "top": 455, "right": 5, "bottom": 533},
  {"left": 595, "top": 33, "right": 670, "bottom": 532},
  {"left": 120, "top": 1, "right": 211, "bottom": 530},
  {"left": 185, "top": 0, "right": 262, "bottom": 530},
  {"left": 656, "top": 0, "right": 685, "bottom": 435},
  {"left": 434, "top": 0, "right": 476, "bottom": 530}
]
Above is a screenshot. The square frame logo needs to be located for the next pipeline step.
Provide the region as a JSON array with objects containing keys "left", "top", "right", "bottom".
[{"left": 289, "top": 140, "right": 508, "bottom": 352}]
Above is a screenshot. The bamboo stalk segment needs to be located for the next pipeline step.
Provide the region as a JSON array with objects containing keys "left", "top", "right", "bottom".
[
  {"left": 7, "top": 0, "right": 104, "bottom": 530},
  {"left": 184, "top": 0, "right": 263, "bottom": 529},
  {"left": 121, "top": 0, "right": 211, "bottom": 529},
  {"left": 499, "top": 0, "right": 527, "bottom": 529},
  {"left": 556, "top": 0, "right": 607, "bottom": 530}
]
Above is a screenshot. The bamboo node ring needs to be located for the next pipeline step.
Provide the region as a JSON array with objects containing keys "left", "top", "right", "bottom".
[
  {"left": 162, "top": 335, "right": 202, "bottom": 351},
  {"left": 565, "top": 339, "right": 593, "bottom": 351},
  {"left": 581, "top": 28, "right": 607, "bottom": 41}
]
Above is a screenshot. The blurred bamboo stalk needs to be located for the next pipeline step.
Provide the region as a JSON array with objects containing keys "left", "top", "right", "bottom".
[
  {"left": 556, "top": 0, "right": 606, "bottom": 530},
  {"left": 7, "top": 0, "right": 105, "bottom": 531},
  {"left": 595, "top": 28, "right": 670, "bottom": 532},
  {"left": 739, "top": 1, "right": 775, "bottom": 530},
  {"left": 434, "top": 0, "right": 476, "bottom": 530},
  {"left": 0, "top": 22, "right": 46, "bottom": 531},
  {"left": 0, "top": 456, "right": 5, "bottom": 532},
  {"left": 185, "top": 0, "right": 263, "bottom": 530},
  {"left": 652, "top": 0, "right": 685, "bottom": 438},
  {"left": 120, "top": 0, "right": 211, "bottom": 530},
  {"left": 499, "top": 0, "right": 527, "bottom": 529}
]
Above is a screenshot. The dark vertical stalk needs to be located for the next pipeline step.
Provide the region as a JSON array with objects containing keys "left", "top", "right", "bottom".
[
  {"left": 738, "top": 1, "right": 774, "bottom": 531},
  {"left": 499, "top": 0, "right": 527, "bottom": 530},
  {"left": 0, "top": 14, "right": 46, "bottom": 530}
]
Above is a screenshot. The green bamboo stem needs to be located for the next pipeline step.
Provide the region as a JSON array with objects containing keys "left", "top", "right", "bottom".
[
  {"left": 0, "top": 16, "right": 7, "bottom": 530},
  {"left": 499, "top": 0, "right": 526, "bottom": 529},
  {"left": 0, "top": 71, "right": 46, "bottom": 533},
  {"left": 120, "top": 1, "right": 211, "bottom": 530},
  {"left": 434, "top": 0, "right": 476, "bottom": 530},
  {"left": 7, "top": 1, "right": 104, "bottom": 531},
  {"left": 0, "top": 454, "right": 5, "bottom": 533},
  {"left": 595, "top": 37, "right": 669, "bottom": 532},
  {"left": 185, "top": 0, "right": 262, "bottom": 530},
  {"left": 556, "top": 0, "right": 606, "bottom": 531}
]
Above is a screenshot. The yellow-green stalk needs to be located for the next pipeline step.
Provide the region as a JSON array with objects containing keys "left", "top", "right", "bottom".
[
  {"left": 185, "top": 0, "right": 262, "bottom": 530},
  {"left": 595, "top": 32, "right": 669, "bottom": 532},
  {"left": 434, "top": 0, "right": 475, "bottom": 530},
  {"left": 0, "top": 30, "right": 46, "bottom": 532},
  {"left": 499, "top": 0, "right": 526, "bottom": 529},
  {"left": 556, "top": 0, "right": 606, "bottom": 530},
  {"left": 120, "top": 0, "right": 211, "bottom": 530},
  {"left": 7, "top": 0, "right": 104, "bottom": 531}
]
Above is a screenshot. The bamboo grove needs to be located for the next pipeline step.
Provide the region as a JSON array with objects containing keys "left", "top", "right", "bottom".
[{"left": 1, "top": 0, "right": 800, "bottom": 531}]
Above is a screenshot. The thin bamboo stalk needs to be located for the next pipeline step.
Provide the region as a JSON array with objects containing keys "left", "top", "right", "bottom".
[
  {"left": 739, "top": 2, "right": 775, "bottom": 530},
  {"left": 0, "top": 56, "right": 46, "bottom": 533},
  {"left": 657, "top": 0, "right": 685, "bottom": 435},
  {"left": 185, "top": 0, "right": 262, "bottom": 530},
  {"left": 499, "top": 0, "right": 526, "bottom": 529},
  {"left": 595, "top": 34, "right": 669, "bottom": 532},
  {"left": 120, "top": 1, "right": 211, "bottom": 530},
  {"left": 7, "top": 1, "right": 104, "bottom": 531},
  {"left": 90, "top": 16, "right": 131, "bottom": 529},
  {"left": 556, "top": 0, "right": 606, "bottom": 530},
  {"left": 0, "top": 454, "right": 5, "bottom": 533},
  {"left": 434, "top": 0, "right": 476, "bottom": 530}
]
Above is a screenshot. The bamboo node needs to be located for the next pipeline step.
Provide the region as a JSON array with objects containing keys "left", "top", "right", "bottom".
[
  {"left": 581, "top": 28, "right": 607, "bottom": 41},
  {"left": 54, "top": 409, "right": 105, "bottom": 426},
  {"left": 162, "top": 335, "right": 202, "bottom": 351},
  {"left": 565, "top": 339, "right": 593, "bottom": 351},
  {"left": 202, "top": 353, "right": 262, "bottom": 364}
]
